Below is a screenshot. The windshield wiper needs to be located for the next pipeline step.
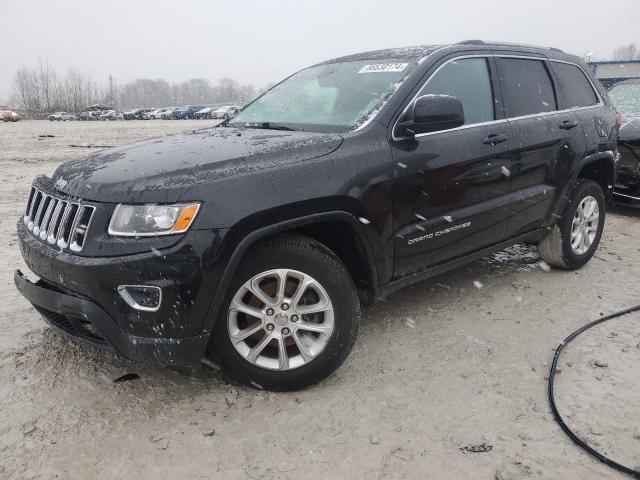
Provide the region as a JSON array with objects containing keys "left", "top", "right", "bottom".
[{"left": 242, "top": 122, "right": 297, "bottom": 131}]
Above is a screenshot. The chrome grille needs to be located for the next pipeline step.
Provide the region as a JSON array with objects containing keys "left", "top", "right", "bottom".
[{"left": 23, "top": 187, "right": 95, "bottom": 252}]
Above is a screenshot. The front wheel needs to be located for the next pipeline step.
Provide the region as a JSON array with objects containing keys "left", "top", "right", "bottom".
[
  {"left": 538, "top": 179, "right": 605, "bottom": 269},
  {"left": 208, "top": 235, "right": 360, "bottom": 391}
]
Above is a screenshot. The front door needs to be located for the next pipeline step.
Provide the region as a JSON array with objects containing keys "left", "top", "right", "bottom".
[{"left": 390, "top": 56, "right": 513, "bottom": 277}]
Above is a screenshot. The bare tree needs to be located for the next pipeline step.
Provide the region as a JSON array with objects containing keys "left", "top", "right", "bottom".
[
  {"left": 13, "top": 67, "right": 40, "bottom": 116},
  {"left": 63, "top": 69, "right": 85, "bottom": 112},
  {"left": 612, "top": 43, "right": 640, "bottom": 61},
  {"left": 11, "top": 58, "right": 268, "bottom": 115},
  {"left": 105, "top": 74, "right": 119, "bottom": 108},
  {"left": 37, "top": 58, "right": 57, "bottom": 112}
]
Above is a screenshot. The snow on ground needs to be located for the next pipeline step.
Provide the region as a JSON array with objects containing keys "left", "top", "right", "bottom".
[{"left": 1, "top": 120, "right": 639, "bottom": 479}]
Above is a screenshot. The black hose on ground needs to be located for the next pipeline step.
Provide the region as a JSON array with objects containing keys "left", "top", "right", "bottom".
[{"left": 548, "top": 304, "right": 640, "bottom": 479}]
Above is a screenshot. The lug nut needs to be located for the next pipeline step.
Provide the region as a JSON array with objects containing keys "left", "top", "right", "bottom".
[
  {"left": 281, "top": 303, "right": 290, "bottom": 311},
  {"left": 266, "top": 324, "right": 274, "bottom": 332},
  {"left": 266, "top": 308, "right": 274, "bottom": 316},
  {"left": 290, "top": 315, "right": 299, "bottom": 322},
  {"left": 282, "top": 328, "right": 290, "bottom": 335}
]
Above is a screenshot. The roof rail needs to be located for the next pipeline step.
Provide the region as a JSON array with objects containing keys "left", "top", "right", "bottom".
[
  {"left": 457, "top": 40, "right": 565, "bottom": 53},
  {"left": 456, "top": 40, "right": 486, "bottom": 45}
]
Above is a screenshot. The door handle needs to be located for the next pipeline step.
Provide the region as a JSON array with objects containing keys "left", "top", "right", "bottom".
[
  {"left": 482, "top": 133, "right": 508, "bottom": 145},
  {"left": 559, "top": 119, "right": 578, "bottom": 130}
]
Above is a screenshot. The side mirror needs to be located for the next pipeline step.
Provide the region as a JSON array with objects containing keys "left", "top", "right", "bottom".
[{"left": 398, "top": 94, "right": 465, "bottom": 137}]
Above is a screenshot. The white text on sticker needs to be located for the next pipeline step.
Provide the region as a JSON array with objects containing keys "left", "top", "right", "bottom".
[{"left": 359, "top": 63, "right": 408, "bottom": 73}]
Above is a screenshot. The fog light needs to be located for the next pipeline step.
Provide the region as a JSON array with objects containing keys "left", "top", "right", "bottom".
[{"left": 117, "top": 285, "right": 162, "bottom": 312}]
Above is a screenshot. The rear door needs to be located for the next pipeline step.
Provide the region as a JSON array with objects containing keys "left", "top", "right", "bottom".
[
  {"left": 390, "top": 56, "right": 514, "bottom": 277},
  {"left": 548, "top": 60, "right": 612, "bottom": 158},
  {"left": 496, "top": 56, "right": 587, "bottom": 236}
]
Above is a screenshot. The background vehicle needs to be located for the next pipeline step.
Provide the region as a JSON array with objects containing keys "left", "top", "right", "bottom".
[
  {"left": 144, "top": 108, "right": 168, "bottom": 119},
  {"left": 588, "top": 60, "right": 640, "bottom": 89},
  {"left": 15, "top": 41, "right": 618, "bottom": 391},
  {"left": 211, "top": 106, "right": 236, "bottom": 119},
  {"left": 172, "top": 105, "right": 204, "bottom": 119},
  {"left": 47, "top": 112, "right": 67, "bottom": 121},
  {"left": 0, "top": 108, "right": 22, "bottom": 121},
  {"left": 609, "top": 79, "right": 640, "bottom": 206},
  {"left": 160, "top": 108, "right": 176, "bottom": 119},
  {"left": 122, "top": 109, "right": 143, "bottom": 120},
  {"left": 99, "top": 110, "right": 124, "bottom": 121},
  {"left": 76, "top": 111, "right": 100, "bottom": 121},
  {"left": 194, "top": 107, "right": 213, "bottom": 119}
]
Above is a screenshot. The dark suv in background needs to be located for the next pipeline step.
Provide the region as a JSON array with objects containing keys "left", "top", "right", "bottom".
[
  {"left": 172, "top": 105, "right": 204, "bottom": 119},
  {"left": 15, "top": 41, "right": 618, "bottom": 390}
]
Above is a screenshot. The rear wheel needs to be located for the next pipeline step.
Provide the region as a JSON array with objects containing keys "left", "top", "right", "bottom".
[
  {"left": 538, "top": 179, "right": 605, "bottom": 269},
  {"left": 208, "top": 235, "right": 360, "bottom": 391}
]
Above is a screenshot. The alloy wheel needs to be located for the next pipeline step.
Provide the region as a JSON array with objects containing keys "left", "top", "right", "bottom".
[
  {"left": 571, "top": 195, "right": 599, "bottom": 255},
  {"left": 227, "top": 269, "right": 335, "bottom": 371}
]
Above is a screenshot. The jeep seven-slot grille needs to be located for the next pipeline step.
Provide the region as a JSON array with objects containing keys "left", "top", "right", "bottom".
[{"left": 23, "top": 187, "right": 95, "bottom": 252}]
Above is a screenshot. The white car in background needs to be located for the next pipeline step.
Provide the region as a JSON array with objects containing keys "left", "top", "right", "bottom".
[
  {"left": 0, "top": 109, "right": 22, "bottom": 122},
  {"left": 211, "top": 106, "right": 237, "bottom": 120},
  {"left": 47, "top": 112, "right": 64, "bottom": 121},
  {"left": 145, "top": 108, "right": 168, "bottom": 120},
  {"left": 99, "top": 110, "right": 124, "bottom": 121},
  {"left": 48, "top": 112, "right": 75, "bottom": 121}
]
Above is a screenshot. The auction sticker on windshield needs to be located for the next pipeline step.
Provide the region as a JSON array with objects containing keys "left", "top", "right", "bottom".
[{"left": 359, "top": 63, "right": 408, "bottom": 73}]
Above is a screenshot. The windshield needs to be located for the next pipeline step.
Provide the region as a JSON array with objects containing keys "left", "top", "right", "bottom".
[
  {"left": 229, "top": 59, "right": 417, "bottom": 132},
  {"left": 608, "top": 83, "right": 640, "bottom": 116}
]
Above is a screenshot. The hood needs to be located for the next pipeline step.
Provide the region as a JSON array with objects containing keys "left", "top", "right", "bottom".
[
  {"left": 619, "top": 115, "right": 640, "bottom": 144},
  {"left": 52, "top": 127, "right": 343, "bottom": 203}
]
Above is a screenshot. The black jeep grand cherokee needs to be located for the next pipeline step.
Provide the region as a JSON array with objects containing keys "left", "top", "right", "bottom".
[{"left": 15, "top": 41, "right": 618, "bottom": 390}]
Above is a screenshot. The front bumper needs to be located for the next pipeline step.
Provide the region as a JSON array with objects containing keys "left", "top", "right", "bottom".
[
  {"left": 14, "top": 270, "right": 209, "bottom": 365},
  {"left": 16, "top": 218, "right": 230, "bottom": 366}
]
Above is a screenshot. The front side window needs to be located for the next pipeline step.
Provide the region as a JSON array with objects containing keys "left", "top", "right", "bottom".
[
  {"left": 229, "top": 59, "right": 418, "bottom": 132},
  {"left": 550, "top": 62, "right": 599, "bottom": 108},
  {"left": 500, "top": 58, "right": 557, "bottom": 118},
  {"left": 416, "top": 57, "right": 495, "bottom": 126}
]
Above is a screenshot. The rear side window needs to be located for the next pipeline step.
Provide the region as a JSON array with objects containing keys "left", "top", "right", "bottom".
[
  {"left": 550, "top": 62, "right": 599, "bottom": 108},
  {"left": 499, "top": 58, "right": 557, "bottom": 117},
  {"left": 417, "top": 57, "right": 495, "bottom": 126}
]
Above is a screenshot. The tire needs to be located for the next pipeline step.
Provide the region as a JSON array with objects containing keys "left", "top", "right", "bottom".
[
  {"left": 538, "top": 179, "right": 605, "bottom": 269},
  {"left": 207, "top": 235, "right": 360, "bottom": 391}
]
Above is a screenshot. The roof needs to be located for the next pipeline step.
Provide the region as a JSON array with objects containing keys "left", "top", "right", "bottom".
[
  {"left": 315, "top": 40, "right": 576, "bottom": 67},
  {"left": 316, "top": 45, "right": 444, "bottom": 65}
]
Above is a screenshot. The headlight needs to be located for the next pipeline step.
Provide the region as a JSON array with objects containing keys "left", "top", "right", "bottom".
[{"left": 108, "top": 203, "right": 200, "bottom": 237}]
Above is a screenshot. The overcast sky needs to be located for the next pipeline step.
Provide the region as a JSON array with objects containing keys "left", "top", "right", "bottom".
[{"left": 0, "top": 0, "right": 638, "bottom": 101}]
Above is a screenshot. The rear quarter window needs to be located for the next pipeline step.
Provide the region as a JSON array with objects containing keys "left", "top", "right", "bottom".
[
  {"left": 550, "top": 62, "right": 599, "bottom": 108},
  {"left": 499, "top": 58, "right": 557, "bottom": 118}
]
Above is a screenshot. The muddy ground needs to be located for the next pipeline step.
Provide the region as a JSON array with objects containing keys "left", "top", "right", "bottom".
[{"left": 1, "top": 120, "right": 639, "bottom": 480}]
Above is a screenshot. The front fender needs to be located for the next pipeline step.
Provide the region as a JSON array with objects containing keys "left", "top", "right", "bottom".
[{"left": 200, "top": 210, "right": 378, "bottom": 334}]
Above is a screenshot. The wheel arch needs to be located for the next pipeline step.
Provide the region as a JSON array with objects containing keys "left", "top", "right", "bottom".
[
  {"left": 202, "top": 211, "right": 378, "bottom": 334},
  {"left": 575, "top": 154, "right": 615, "bottom": 198},
  {"left": 549, "top": 152, "right": 615, "bottom": 226}
]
